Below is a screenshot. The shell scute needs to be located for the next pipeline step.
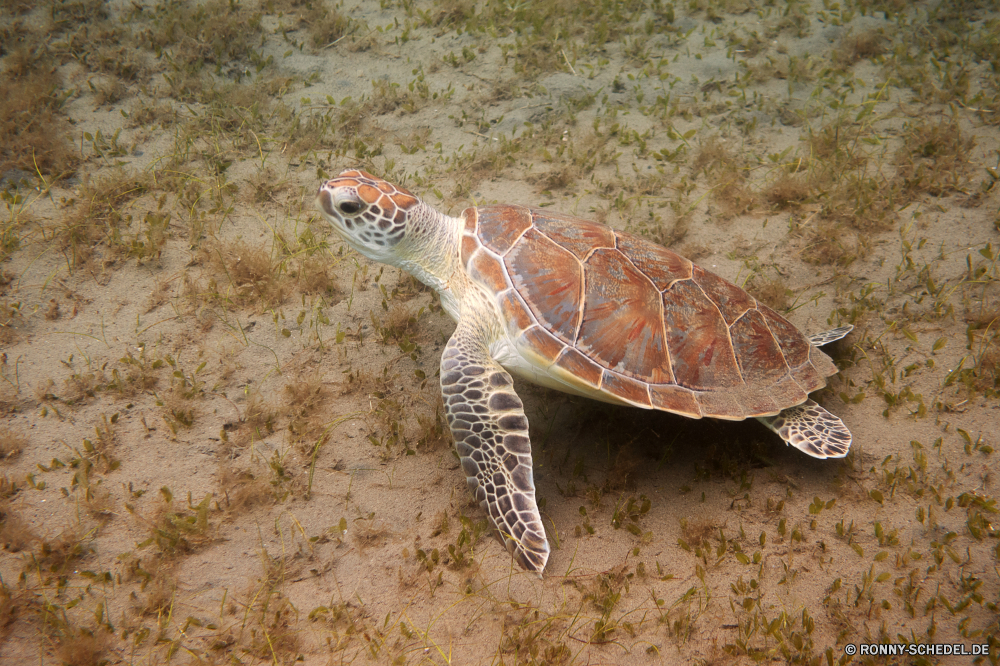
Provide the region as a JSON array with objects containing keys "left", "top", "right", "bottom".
[
  {"left": 578, "top": 248, "right": 672, "bottom": 383},
  {"left": 601, "top": 370, "right": 651, "bottom": 407},
  {"left": 729, "top": 309, "right": 789, "bottom": 385},
  {"left": 660, "top": 279, "right": 741, "bottom": 390},
  {"left": 649, "top": 384, "right": 701, "bottom": 417},
  {"left": 692, "top": 265, "right": 756, "bottom": 325},
  {"left": 552, "top": 347, "right": 604, "bottom": 388},
  {"left": 767, "top": 375, "right": 808, "bottom": 411},
  {"left": 517, "top": 325, "right": 566, "bottom": 366},
  {"left": 735, "top": 390, "right": 780, "bottom": 417},
  {"left": 498, "top": 290, "right": 535, "bottom": 338},
  {"left": 808, "top": 344, "right": 839, "bottom": 378},
  {"left": 790, "top": 359, "right": 824, "bottom": 394},
  {"left": 695, "top": 390, "right": 745, "bottom": 420},
  {"left": 462, "top": 207, "right": 478, "bottom": 234},
  {"left": 758, "top": 306, "right": 810, "bottom": 368},
  {"left": 461, "top": 235, "right": 479, "bottom": 266},
  {"left": 614, "top": 232, "right": 693, "bottom": 290},
  {"left": 531, "top": 210, "right": 616, "bottom": 260},
  {"left": 469, "top": 249, "right": 508, "bottom": 294},
  {"left": 506, "top": 228, "right": 582, "bottom": 343},
  {"left": 477, "top": 205, "right": 532, "bottom": 255}
]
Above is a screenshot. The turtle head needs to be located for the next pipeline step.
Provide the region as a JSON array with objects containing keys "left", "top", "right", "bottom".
[
  {"left": 318, "top": 169, "right": 462, "bottom": 302},
  {"left": 317, "top": 170, "right": 423, "bottom": 262}
]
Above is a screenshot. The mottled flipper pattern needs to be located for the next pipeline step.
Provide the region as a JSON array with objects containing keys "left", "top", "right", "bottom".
[
  {"left": 758, "top": 399, "right": 851, "bottom": 458},
  {"left": 807, "top": 325, "right": 853, "bottom": 347},
  {"left": 758, "top": 325, "right": 853, "bottom": 458},
  {"left": 441, "top": 322, "right": 549, "bottom": 574}
]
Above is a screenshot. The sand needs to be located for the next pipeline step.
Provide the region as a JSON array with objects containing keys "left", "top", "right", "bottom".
[{"left": 1, "top": 0, "right": 999, "bottom": 663}]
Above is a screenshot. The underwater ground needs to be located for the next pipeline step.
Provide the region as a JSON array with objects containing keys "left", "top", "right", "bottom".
[{"left": 1, "top": 0, "right": 1000, "bottom": 663}]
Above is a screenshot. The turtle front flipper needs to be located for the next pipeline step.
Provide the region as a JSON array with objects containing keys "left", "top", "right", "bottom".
[
  {"left": 757, "top": 399, "right": 851, "bottom": 459},
  {"left": 441, "top": 322, "right": 549, "bottom": 574}
]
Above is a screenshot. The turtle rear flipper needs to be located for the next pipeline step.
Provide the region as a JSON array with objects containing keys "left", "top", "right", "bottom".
[
  {"left": 757, "top": 399, "right": 851, "bottom": 459},
  {"left": 807, "top": 325, "right": 853, "bottom": 347}
]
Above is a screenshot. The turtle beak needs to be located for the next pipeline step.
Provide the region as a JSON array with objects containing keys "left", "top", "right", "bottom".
[{"left": 317, "top": 185, "right": 336, "bottom": 219}]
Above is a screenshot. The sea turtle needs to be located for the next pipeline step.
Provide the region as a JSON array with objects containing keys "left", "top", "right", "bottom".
[{"left": 317, "top": 169, "right": 852, "bottom": 574}]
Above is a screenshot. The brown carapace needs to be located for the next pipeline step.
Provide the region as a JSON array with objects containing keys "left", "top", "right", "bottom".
[{"left": 460, "top": 203, "right": 837, "bottom": 421}]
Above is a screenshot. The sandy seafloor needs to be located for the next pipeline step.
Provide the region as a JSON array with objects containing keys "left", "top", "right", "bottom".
[{"left": 1, "top": 0, "right": 1000, "bottom": 663}]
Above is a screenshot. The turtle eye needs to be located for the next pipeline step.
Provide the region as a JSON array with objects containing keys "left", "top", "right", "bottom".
[{"left": 339, "top": 201, "right": 363, "bottom": 215}]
